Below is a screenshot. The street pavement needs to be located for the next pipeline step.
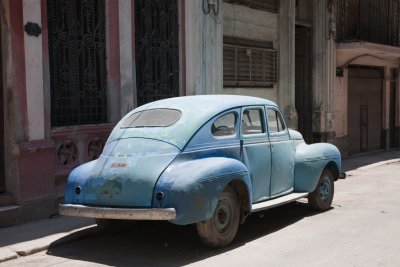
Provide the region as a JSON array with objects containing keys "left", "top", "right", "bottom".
[{"left": 0, "top": 150, "right": 399, "bottom": 266}]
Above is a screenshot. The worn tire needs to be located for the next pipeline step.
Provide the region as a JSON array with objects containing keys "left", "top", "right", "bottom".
[
  {"left": 196, "top": 186, "right": 240, "bottom": 248},
  {"left": 308, "top": 169, "right": 335, "bottom": 211}
]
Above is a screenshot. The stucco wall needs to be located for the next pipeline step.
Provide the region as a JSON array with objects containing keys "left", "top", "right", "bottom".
[
  {"left": 23, "top": 0, "right": 45, "bottom": 141},
  {"left": 334, "top": 52, "right": 400, "bottom": 138},
  {"left": 334, "top": 45, "right": 400, "bottom": 154},
  {"left": 333, "top": 74, "right": 347, "bottom": 138},
  {"left": 185, "top": 1, "right": 223, "bottom": 95},
  {"left": 222, "top": 2, "right": 278, "bottom": 102},
  {"left": 223, "top": 2, "right": 278, "bottom": 41}
]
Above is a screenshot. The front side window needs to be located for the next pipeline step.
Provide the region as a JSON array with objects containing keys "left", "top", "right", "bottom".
[
  {"left": 211, "top": 113, "right": 237, "bottom": 137},
  {"left": 121, "top": 109, "right": 181, "bottom": 128},
  {"left": 267, "top": 108, "right": 286, "bottom": 133},
  {"left": 241, "top": 108, "right": 264, "bottom": 135}
]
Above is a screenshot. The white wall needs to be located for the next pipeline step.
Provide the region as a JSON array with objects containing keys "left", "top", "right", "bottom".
[
  {"left": 119, "top": 0, "right": 134, "bottom": 114},
  {"left": 222, "top": 2, "right": 278, "bottom": 102},
  {"left": 185, "top": 1, "right": 223, "bottom": 95},
  {"left": 23, "top": 0, "right": 44, "bottom": 141},
  {"left": 223, "top": 2, "right": 278, "bottom": 42}
]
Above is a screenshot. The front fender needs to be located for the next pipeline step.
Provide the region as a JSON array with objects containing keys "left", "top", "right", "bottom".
[
  {"left": 153, "top": 157, "right": 252, "bottom": 225},
  {"left": 294, "top": 142, "right": 341, "bottom": 192}
]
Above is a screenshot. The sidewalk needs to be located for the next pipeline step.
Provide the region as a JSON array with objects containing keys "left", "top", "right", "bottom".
[
  {"left": 342, "top": 150, "right": 400, "bottom": 172},
  {"left": 0, "top": 150, "right": 399, "bottom": 264},
  {"left": 0, "top": 216, "right": 96, "bottom": 263}
]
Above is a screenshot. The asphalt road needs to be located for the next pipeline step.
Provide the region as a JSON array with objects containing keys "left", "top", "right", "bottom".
[{"left": 3, "top": 162, "right": 400, "bottom": 267}]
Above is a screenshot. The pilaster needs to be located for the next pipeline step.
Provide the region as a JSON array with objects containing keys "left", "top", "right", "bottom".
[
  {"left": 312, "top": 0, "right": 336, "bottom": 141},
  {"left": 278, "top": 0, "right": 297, "bottom": 129},
  {"left": 185, "top": 1, "right": 223, "bottom": 95}
]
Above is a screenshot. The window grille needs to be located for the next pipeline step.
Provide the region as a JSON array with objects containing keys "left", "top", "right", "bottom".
[
  {"left": 223, "top": 37, "right": 277, "bottom": 87},
  {"left": 47, "top": 0, "right": 107, "bottom": 127},
  {"left": 224, "top": 0, "right": 279, "bottom": 13},
  {"left": 135, "top": 0, "right": 179, "bottom": 106}
]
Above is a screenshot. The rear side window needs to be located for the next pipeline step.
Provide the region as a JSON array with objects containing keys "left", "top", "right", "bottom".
[
  {"left": 242, "top": 108, "right": 264, "bottom": 135},
  {"left": 211, "top": 112, "right": 237, "bottom": 137},
  {"left": 267, "top": 108, "right": 286, "bottom": 133},
  {"left": 121, "top": 109, "right": 181, "bottom": 128}
]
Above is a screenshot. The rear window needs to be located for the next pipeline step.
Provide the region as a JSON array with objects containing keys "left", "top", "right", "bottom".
[{"left": 121, "top": 109, "right": 181, "bottom": 128}]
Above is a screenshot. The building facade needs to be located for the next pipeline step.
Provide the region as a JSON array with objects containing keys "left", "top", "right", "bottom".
[
  {"left": 1, "top": 0, "right": 399, "bottom": 226},
  {"left": 334, "top": 0, "right": 400, "bottom": 156},
  {"left": 0, "top": 0, "right": 189, "bottom": 226}
]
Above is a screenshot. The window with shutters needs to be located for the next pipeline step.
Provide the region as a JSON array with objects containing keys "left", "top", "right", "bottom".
[
  {"left": 223, "top": 0, "right": 279, "bottom": 13},
  {"left": 223, "top": 37, "right": 277, "bottom": 87}
]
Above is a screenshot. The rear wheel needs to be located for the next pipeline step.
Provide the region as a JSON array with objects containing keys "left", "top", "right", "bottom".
[
  {"left": 308, "top": 169, "right": 334, "bottom": 211},
  {"left": 196, "top": 186, "right": 240, "bottom": 248}
]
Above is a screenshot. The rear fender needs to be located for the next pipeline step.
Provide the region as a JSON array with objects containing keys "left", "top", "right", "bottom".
[
  {"left": 153, "top": 157, "right": 252, "bottom": 225},
  {"left": 294, "top": 143, "right": 341, "bottom": 192}
]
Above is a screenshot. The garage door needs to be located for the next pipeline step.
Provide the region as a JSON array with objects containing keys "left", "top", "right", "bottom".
[{"left": 348, "top": 66, "right": 383, "bottom": 155}]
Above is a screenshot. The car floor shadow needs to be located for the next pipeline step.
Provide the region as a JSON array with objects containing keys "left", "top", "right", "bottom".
[{"left": 47, "top": 202, "right": 324, "bottom": 267}]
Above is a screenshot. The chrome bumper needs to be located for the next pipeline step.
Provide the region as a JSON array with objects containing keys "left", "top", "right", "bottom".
[{"left": 59, "top": 204, "right": 176, "bottom": 221}]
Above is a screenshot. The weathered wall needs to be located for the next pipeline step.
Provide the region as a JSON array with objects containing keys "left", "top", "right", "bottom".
[
  {"left": 185, "top": 1, "right": 223, "bottom": 95},
  {"left": 0, "top": 0, "right": 127, "bottom": 223},
  {"left": 278, "top": 0, "right": 296, "bottom": 129},
  {"left": 3, "top": 0, "right": 31, "bottom": 204},
  {"left": 222, "top": 2, "right": 278, "bottom": 105},
  {"left": 119, "top": 0, "right": 134, "bottom": 115},
  {"left": 334, "top": 46, "right": 400, "bottom": 154},
  {"left": 23, "top": 0, "right": 45, "bottom": 141},
  {"left": 312, "top": 0, "right": 335, "bottom": 141},
  {"left": 223, "top": 2, "right": 278, "bottom": 41}
]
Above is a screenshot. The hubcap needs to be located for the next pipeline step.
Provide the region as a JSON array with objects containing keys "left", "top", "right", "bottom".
[
  {"left": 213, "top": 197, "right": 232, "bottom": 233},
  {"left": 320, "top": 176, "right": 331, "bottom": 201}
]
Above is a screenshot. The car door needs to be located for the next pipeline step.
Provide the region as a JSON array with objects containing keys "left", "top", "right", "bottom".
[
  {"left": 240, "top": 106, "right": 272, "bottom": 203},
  {"left": 266, "top": 107, "right": 294, "bottom": 197}
]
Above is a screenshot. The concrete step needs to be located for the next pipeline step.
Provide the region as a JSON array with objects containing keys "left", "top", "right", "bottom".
[
  {"left": 0, "top": 193, "right": 15, "bottom": 206},
  {"left": 0, "top": 205, "right": 21, "bottom": 228}
]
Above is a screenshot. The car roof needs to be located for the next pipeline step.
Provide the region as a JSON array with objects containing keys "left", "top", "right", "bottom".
[{"left": 107, "top": 95, "right": 278, "bottom": 149}]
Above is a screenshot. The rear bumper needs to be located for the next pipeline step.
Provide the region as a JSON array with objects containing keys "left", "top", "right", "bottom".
[{"left": 59, "top": 204, "right": 176, "bottom": 221}]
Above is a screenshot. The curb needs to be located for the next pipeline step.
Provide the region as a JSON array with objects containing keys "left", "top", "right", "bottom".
[
  {"left": 346, "top": 158, "right": 400, "bottom": 175},
  {"left": 0, "top": 224, "right": 97, "bottom": 263}
]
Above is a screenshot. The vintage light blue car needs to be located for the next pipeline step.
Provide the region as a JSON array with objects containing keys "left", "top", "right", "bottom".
[{"left": 60, "top": 95, "right": 343, "bottom": 248}]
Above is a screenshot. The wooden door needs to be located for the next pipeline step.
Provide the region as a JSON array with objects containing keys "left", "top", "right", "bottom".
[{"left": 348, "top": 66, "right": 383, "bottom": 155}]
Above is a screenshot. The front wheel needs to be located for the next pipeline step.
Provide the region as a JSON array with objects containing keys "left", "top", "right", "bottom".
[
  {"left": 308, "top": 169, "right": 335, "bottom": 211},
  {"left": 196, "top": 186, "right": 240, "bottom": 248}
]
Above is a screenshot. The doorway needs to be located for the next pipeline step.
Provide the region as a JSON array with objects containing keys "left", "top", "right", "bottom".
[
  {"left": 295, "top": 26, "right": 312, "bottom": 143},
  {"left": 348, "top": 66, "right": 383, "bottom": 155}
]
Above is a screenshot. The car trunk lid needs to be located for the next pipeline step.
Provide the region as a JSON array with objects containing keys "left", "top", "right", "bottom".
[{"left": 79, "top": 138, "right": 179, "bottom": 207}]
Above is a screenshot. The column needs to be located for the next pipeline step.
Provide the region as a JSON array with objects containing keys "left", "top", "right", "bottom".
[
  {"left": 185, "top": 1, "right": 223, "bottom": 95},
  {"left": 278, "top": 0, "right": 297, "bottom": 129}
]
